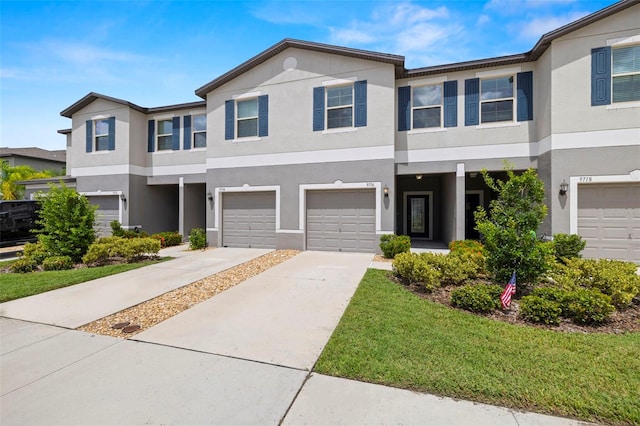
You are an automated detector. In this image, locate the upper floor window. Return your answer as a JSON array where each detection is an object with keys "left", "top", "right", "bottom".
[
  {"left": 157, "top": 119, "right": 173, "bottom": 151},
  {"left": 612, "top": 45, "right": 640, "bottom": 103},
  {"left": 225, "top": 95, "right": 268, "bottom": 140},
  {"left": 193, "top": 114, "right": 206, "bottom": 148},
  {"left": 313, "top": 80, "right": 367, "bottom": 131},
  {"left": 327, "top": 86, "right": 353, "bottom": 129},
  {"left": 412, "top": 85, "right": 442, "bottom": 128},
  {"left": 480, "top": 76, "right": 514, "bottom": 123},
  {"left": 85, "top": 117, "right": 115, "bottom": 153}
]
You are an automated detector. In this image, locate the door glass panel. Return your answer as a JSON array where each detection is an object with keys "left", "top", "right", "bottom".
[{"left": 410, "top": 198, "right": 425, "bottom": 233}]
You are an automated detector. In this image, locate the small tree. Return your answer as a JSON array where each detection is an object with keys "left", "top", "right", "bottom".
[
  {"left": 474, "top": 164, "right": 552, "bottom": 286},
  {"left": 35, "top": 183, "right": 96, "bottom": 261}
]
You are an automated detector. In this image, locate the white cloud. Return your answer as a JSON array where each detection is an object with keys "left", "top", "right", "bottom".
[
  {"left": 330, "top": 27, "right": 376, "bottom": 44},
  {"left": 519, "top": 11, "right": 588, "bottom": 39},
  {"left": 477, "top": 14, "right": 491, "bottom": 26}
]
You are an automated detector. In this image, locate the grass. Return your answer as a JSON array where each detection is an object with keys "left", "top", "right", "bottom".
[
  {"left": 0, "top": 258, "right": 168, "bottom": 303},
  {"left": 315, "top": 269, "right": 640, "bottom": 425}
]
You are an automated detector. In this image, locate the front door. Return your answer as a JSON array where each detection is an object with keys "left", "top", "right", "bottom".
[
  {"left": 465, "top": 192, "right": 481, "bottom": 240},
  {"left": 407, "top": 194, "right": 430, "bottom": 239}
]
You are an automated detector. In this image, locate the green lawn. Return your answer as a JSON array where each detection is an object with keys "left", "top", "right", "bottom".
[
  {"left": 0, "top": 259, "right": 167, "bottom": 303},
  {"left": 315, "top": 269, "right": 640, "bottom": 425}
]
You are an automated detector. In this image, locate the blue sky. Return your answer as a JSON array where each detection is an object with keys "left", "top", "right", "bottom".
[{"left": 1, "top": 0, "right": 618, "bottom": 151}]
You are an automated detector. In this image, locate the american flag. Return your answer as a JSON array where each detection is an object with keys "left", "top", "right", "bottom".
[{"left": 500, "top": 272, "right": 516, "bottom": 310}]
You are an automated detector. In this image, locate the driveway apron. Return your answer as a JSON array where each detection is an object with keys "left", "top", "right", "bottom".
[
  {"left": 135, "top": 251, "right": 373, "bottom": 370},
  {"left": 0, "top": 248, "right": 271, "bottom": 328}
]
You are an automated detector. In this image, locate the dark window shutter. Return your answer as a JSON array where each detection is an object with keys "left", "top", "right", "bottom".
[
  {"left": 183, "top": 115, "right": 192, "bottom": 150},
  {"left": 354, "top": 80, "right": 367, "bottom": 127},
  {"left": 258, "top": 95, "right": 269, "bottom": 137},
  {"left": 591, "top": 47, "right": 611, "bottom": 106},
  {"left": 465, "top": 78, "right": 480, "bottom": 126},
  {"left": 172, "top": 117, "right": 180, "bottom": 150},
  {"left": 313, "top": 86, "right": 325, "bottom": 131},
  {"left": 85, "top": 120, "right": 93, "bottom": 153},
  {"left": 443, "top": 81, "right": 458, "bottom": 128},
  {"left": 107, "top": 117, "right": 116, "bottom": 150},
  {"left": 516, "top": 71, "right": 533, "bottom": 121},
  {"left": 225, "top": 100, "right": 234, "bottom": 140},
  {"left": 148, "top": 119, "right": 155, "bottom": 152},
  {"left": 398, "top": 86, "right": 411, "bottom": 131}
]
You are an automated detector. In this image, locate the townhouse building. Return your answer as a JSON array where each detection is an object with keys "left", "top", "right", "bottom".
[{"left": 45, "top": 0, "right": 639, "bottom": 262}]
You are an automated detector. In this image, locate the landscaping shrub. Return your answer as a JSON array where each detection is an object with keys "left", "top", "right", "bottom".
[
  {"left": 110, "top": 220, "right": 149, "bottom": 238},
  {"left": 552, "top": 233, "right": 586, "bottom": 263},
  {"left": 83, "top": 236, "right": 161, "bottom": 266},
  {"left": 35, "top": 183, "right": 96, "bottom": 261},
  {"left": 21, "top": 241, "right": 48, "bottom": 265},
  {"left": 474, "top": 165, "right": 552, "bottom": 285},
  {"left": 419, "top": 252, "right": 478, "bottom": 286},
  {"left": 379, "top": 234, "right": 411, "bottom": 259},
  {"left": 450, "top": 284, "right": 502, "bottom": 314},
  {"left": 42, "top": 255, "right": 73, "bottom": 271},
  {"left": 565, "top": 289, "right": 615, "bottom": 325},
  {"left": 189, "top": 228, "right": 207, "bottom": 250},
  {"left": 10, "top": 258, "right": 36, "bottom": 273},
  {"left": 448, "top": 240, "right": 486, "bottom": 273},
  {"left": 110, "top": 220, "right": 124, "bottom": 237},
  {"left": 519, "top": 295, "right": 562, "bottom": 325},
  {"left": 393, "top": 252, "right": 441, "bottom": 292},
  {"left": 153, "top": 231, "right": 182, "bottom": 247}
]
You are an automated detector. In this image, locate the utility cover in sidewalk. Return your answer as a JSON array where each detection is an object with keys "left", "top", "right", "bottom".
[
  {"left": 111, "top": 322, "right": 130, "bottom": 329},
  {"left": 122, "top": 325, "right": 141, "bottom": 333}
]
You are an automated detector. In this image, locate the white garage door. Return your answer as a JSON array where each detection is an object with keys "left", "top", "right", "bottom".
[
  {"left": 87, "top": 195, "right": 119, "bottom": 238},
  {"left": 578, "top": 183, "right": 640, "bottom": 263},
  {"left": 306, "top": 189, "right": 376, "bottom": 253},
  {"left": 222, "top": 192, "right": 276, "bottom": 249}
]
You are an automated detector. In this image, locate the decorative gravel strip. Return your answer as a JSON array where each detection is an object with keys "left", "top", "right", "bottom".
[{"left": 78, "top": 250, "right": 299, "bottom": 338}]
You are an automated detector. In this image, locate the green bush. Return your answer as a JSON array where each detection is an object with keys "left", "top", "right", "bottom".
[
  {"left": 42, "top": 255, "right": 73, "bottom": 271},
  {"left": 565, "top": 289, "right": 615, "bottom": 325},
  {"left": 83, "top": 236, "right": 161, "bottom": 266},
  {"left": 189, "top": 228, "right": 207, "bottom": 250},
  {"left": 392, "top": 252, "right": 442, "bottom": 292},
  {"left": 448, "top": 240, "right": 486, "bottom": 273},
  {"left": 418, "top": 252, "right": 478, "bottom": 286},
  {"left": 553, "top": 234, "right": 586, "bottom": 263},
  {"left": 153, "top": 231, "right": 182, "bottom": 248},
  {"left": 35, "top": 183, "right": 96, "bottom": 261},
  {"left": 519, "top": 295, "right": 562, "bottom": 325},
  {"left": 379, "top": 234, "right": 411, "bottom": 259},
  {"left": 550, "top": 258, "right": 640, "bottom": 309},
  {"left": 21, "top": 241, "right": 48, "bottom": 265},
  {"left": 450, "top": 284, "right": 503, "bottom": 314},
  {"left": 10, "top": 258, "right": 36, "bottom": 273},
  {"left": 110, "top": 220, "right": 124, "bottom": 237}
]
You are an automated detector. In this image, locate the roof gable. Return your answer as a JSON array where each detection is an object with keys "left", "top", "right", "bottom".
[{"left": 60, "top": 92, "right": 205, "bottom": 118}]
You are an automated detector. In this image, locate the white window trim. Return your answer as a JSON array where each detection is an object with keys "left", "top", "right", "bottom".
[
  {"left": 156, "top": 118, "right": 174, "bottom": 151},
  {"left": 611, "top": 44, "right": 640, "bottom": 105},
  {"left": 93, "top": 118, "right": 110, "bottom": 152},
  {"left": 325, "top": 84, "right": 354, "bottom": 130},
  {"left": 298, "top": 182, "right": 382, "bottom": 247},
  {"left": 322, "top": 77, "right": 357, "bottom": 87},
  {"left": 235, "top": 98, "right": 259, "bottom": 139},
  {"left": 212, "top": 185, "right": 281, "bottom": 245},
  {"left": 408, "top": 128, "right": 447, "bottom": 135},
  {"left": 569, "top": 171, "right": 640, "bottom": 234},
  {"left": 475, "top": 67, "right": 521, "bottom": 78},
  {"left": 232, "top": 91, "right": 262, "bottom": 100},
  {"left": 192, "top": 113, "right": 207, "bottom": 149},
  {"left": 479, "top": 74, "right": 516, "bottom": 124},
  {"left": 408, "top": 76, "right": 447, "bottom": 86},
  {"left": 607, "top": 35, "right": 640, "bottom": 47},
  {"left": 411, "top": 84, "right": 444, "bottom": 130},
  {"left": 402, "top": 191, "right": 434, "bottom": 240}
]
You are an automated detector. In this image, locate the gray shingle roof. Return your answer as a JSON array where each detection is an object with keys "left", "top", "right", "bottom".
[{"left": 0, "top": 147, "right": 66, "bottom": 163}]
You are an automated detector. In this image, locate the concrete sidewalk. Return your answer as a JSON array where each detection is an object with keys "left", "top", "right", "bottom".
[{"left": 0, "top": 247, "right": 270, "bottom": 328}]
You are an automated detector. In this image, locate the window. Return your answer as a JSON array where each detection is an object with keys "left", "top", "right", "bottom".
[
  {"left": 225, "top": 95, "right": 268, "bottom": 140},
  {"left": 85, "top": 117, "right": 114, "bottom": 153},
  {"left": 326, "top": 86, "right": 353, "bottom": 129},
  {"left": 612, "top": 45, "right": 640, "bottom": 103},
  {"left": 237, "top": 99, "right": 258, "bottom": 138},
  {"left": 480, "top": 76, "right": 513, "bottom": 123},
  {"left": 157, "top": 119, "right": 173, "bottom": 150},
  {"left": 94, "top": 119, "right": 110, "bottom": 151},
  {"left": 193, "top": 114, "right": 206, "bottom": 148},
  {"left": 313, "top": 81, "right": 367, "bottom": 131},
  {"left": 412, "top": 85, "right": 442, "bottom": 128}
]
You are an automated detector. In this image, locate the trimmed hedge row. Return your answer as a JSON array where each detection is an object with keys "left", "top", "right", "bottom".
[{"left": 82, "top": 236, "right": 161, "bottom": 266}]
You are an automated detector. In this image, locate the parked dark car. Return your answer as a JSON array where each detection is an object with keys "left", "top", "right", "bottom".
[{"left": 0, "top": 200, "right": 40, "bottom": 247}]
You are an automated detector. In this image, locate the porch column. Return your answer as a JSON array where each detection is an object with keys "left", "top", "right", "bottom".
[
  {"left": 178, "top": 176, "right": 185, "bottom": 238},
  {"left": 456, "top": 163, "right": 466, "bottom": 241}
]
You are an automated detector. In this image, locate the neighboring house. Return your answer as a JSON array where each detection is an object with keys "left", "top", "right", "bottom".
[
  {"left": 29, "top": 0, "right": 640, "bottom": 262},
  {"left": 0, "top": 147, "right": 66, "bottom": 173}
]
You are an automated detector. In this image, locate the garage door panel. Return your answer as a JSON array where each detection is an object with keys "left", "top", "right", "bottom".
[
  {"left": 88, "top": 196, "right": 119, "bottom": 238},
  {"left": 306, "top": 189, "right": 376, "bottom": 253},
  {"left": 222, "top": 192, "right": 276, "bottom": 249},
  {"left": 578, "top": 183, "right": 639, "bottom": 263}
]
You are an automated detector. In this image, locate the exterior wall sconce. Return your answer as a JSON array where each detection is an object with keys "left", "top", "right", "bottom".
[
  {"left": 207, "top": 190, "right": 213, "bottom": 201},
  {"left": 120, "top": 193, "right": 127, "bottom": 203},
  {"left": 383, "top": 185, "right": 389, "bottom": 198},
  {"left": 416, "top": 174, "right": 423, "bottom": 180},
  {"left": 559, "top": 180, "right": 568, "bottom": 196}
]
